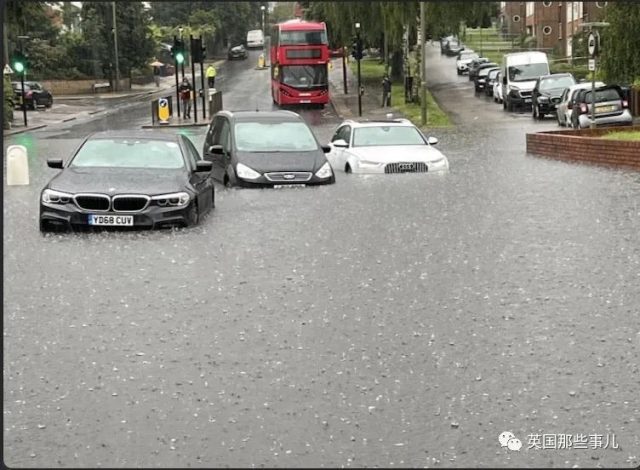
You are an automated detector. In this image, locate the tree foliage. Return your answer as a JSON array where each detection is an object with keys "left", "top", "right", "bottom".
[{"left": 601, "top": 1, "right": 640, "bottom": 84}]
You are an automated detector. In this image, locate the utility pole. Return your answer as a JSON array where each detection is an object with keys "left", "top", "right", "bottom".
[
  {"left": 342, "top": 46, "right": 348, "bottom": 94},
  {"left": 112, "top": 2, "right": 120, "bottom": 92},
  {"left": 355, "top": 23, "right": 362, "bottom": 117},
  {"left": 190, "top": 34, "right": 198, "bottom": 123},
  {"left": 420, "top": 2, "right": 427, "bottom": 126}
]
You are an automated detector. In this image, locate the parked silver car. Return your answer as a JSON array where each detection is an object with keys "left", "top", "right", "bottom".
[
  {"left": 570, "top": 85, "right": 633, "bottom": 129},
  {"left": 555, "top": 82, "right": 605, "bottom": 127}
]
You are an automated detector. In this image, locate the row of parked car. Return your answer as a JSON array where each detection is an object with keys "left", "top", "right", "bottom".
[{"left": 449, "top": 43, "right": 634, "bottom": 129}]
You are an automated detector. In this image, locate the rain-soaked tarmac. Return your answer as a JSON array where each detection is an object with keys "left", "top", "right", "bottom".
[{"left": 3, "top": 46, "right": 639, "bottom": 468}]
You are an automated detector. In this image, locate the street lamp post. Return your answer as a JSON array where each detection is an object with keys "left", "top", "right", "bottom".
[
  {"left": 355, "top": 23, "right": 362, "bottom": 117},
  {"left": 112, "top": 2, "right": 120, "bottom": 92},
  {"left": 17, "top": 35, "right": 29, "bottom": 127},
  {"left": 420, "top": 2, "right": 427, "bottom": 125}
]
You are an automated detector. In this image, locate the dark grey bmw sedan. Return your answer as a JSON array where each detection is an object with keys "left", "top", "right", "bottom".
[{"left": 39, "top": 130, "right": 215, "bottom": 232}]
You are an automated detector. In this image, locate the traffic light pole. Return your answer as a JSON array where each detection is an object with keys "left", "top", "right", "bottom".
[
  {"left": 342, "top": 47, "right": 348, "bottom": 94},
  {"left": 356, "top": 31, "right": 362, "bottom": 117},
  {"left": 199, "top": 36, "right": 206, "bottom": 120},
  {"left": 190, "top": 35, "right": 198, "bottom": 123},
  {"left": 173, "top": 36, "right": 181, "bottom": 118}
]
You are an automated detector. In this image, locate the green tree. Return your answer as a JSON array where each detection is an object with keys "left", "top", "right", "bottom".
[{"left": 601, "top": 2, "right": 640, "bottom": 84}]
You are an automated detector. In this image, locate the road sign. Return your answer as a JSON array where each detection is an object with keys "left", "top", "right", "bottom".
[
  {"left": 587, "top": 32, "right": 598, "bottom": 57},
  {"left": 158, "top": 98, "right": 170, "bottom": 124},
  {"left": 588, "top": 58, "right": 596, "bottom": 71},
  {"left": 4, "top": 64, "right": 13, "bottom": 74}
]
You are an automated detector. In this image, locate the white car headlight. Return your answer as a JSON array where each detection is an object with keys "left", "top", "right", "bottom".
[
  {"left": 315, "top": 162, "right": 333, "bottom": 179},
  {"left": 538, "top": 96, "right": 549, "bottom": 102},
  {"left": 151, "top": 192, "right": 190, "bottom": 207},
  {"left": 357, "top": 160, "right": 382, "bottom": 167},
  {"left": 236, "top": 162, "right": 261, "bottom": 180},
  {"left": 42, "top": 189, "right": 73, "bottom": 204}
]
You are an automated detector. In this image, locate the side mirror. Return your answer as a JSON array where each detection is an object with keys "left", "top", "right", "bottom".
[
  {"left": 196, "top": 160, "right": 213, "bottom": 172},
  {"left": 321, "top": 145, "right": 331, "bottom": 153},
  {"left": 208, "top": 144, "right": 224, "bottom": 155},
  {"left": 332, "top": 139, "right": 348, "bottom": 148},
  {"left": 427, "top": 136, "right": 439, "bottom": 146},
  {"left": 47, "top": 159, "right": 64, "bottom": 169}
]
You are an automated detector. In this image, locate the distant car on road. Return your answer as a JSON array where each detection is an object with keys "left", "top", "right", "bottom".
[
  {"left": 39, "top": 130, "right": 215, "bottom": 232},
  {"left": 12, "top": 81, "right": 53, "bottom": 110},
  {"left": 326, "top": 117, "right": 449, "bottom": 174},
  {"left": 570, "top": 85, "right": 633, "bottom": 129},
  {"left": 555, "top": 81, "right": 605, "bottom": 127},
  {"left": 246, "top": 29, "right": 265, "bottom": 48},
  {"left": 474, "top": 65, "right": 499, "bottom": 93},
  {"left": 456, "top": 51, "right": 479, "bottom": 75},
  {"left": 484, "top": 68, "right": 501, "bottom": 97},
  {"left": 467, "top": 57, "right": 490, "bottom": 81},
  {"left": 202, "top": 110, "right": 335, "bottom": 187},
  {"left": 228, "top": 44, "right": 248, "bottom": 60},
  {"left": 531, "top": 73, "right": 576, "bottom": 120}
]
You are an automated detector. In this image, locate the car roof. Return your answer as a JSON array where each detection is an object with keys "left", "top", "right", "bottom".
[
  {"left": 215, "top": 109, "right": 303, "bottom": 122},
  {"left": 87, "top": 130, "right": 182, "bottom": 141},
  {"left": 568, "top": 81, "right": 605, "bottom": 92},
  {"left": 539, "top": 73, "right": 573, "bottom": 80}
]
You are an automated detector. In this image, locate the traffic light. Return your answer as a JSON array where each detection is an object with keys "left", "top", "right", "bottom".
[
  {"left": 171, "top": 38, "right": 185, "bottom": 65},
  {"left": 191, "top": 37, "right": 206, "bottom": 63},
  {"left": 10, "top": 50, "right": 27, "bottom": 74},
  {"left": 351, "top": 38, "right": 363, "bottom": 61}
]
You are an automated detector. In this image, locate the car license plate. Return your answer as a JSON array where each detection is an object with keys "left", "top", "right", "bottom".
[
  {"left": 300, "top": 100, "right": 311, "bottom": 103},
  {"left": 273, "top": 184, "right": 306, "bottom": 189},
  {"left": 88, "top": 214, "right": 134, "bottom": 226},
  {"left": 596, "top": 105, "right": 616, "bottom": 113},
  {"left": 524, "top": 98, "right": 532, "bottom": 103}
]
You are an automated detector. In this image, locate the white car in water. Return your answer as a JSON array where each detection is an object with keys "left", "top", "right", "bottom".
[{"left": 326, "top": 118, "right": 449, "bottom": 174}]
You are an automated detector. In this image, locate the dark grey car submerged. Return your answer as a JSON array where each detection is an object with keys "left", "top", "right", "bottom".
[
  {"left": 39, "top": 130, "right": 215, "bottom": 231},
  {"left": 202, "top": 110, "right": 335, "bottom": 187}
]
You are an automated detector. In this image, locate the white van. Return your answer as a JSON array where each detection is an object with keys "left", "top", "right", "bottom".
[
  {"left": 246, "top": 30, "right": 265, "bottom": 48},
  {"left": 501, "top": 51, "right": 550, "bottom": 111}
]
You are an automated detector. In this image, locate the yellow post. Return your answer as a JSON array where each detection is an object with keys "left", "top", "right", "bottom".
[{"left": 258, "top": 54, "right": 265, "bottom": 69}]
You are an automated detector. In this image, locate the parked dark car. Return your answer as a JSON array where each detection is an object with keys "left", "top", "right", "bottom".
[
  {"left": 569, "top": 85, "right": 633, "bottom": 129},
  {"left": 39, "top": 130, "right": 215, "bottom": 232},
  {"left": 468, "top": 58, "right": 490, "bottom": 81},
  {"left": 228, "top": 44, "right": 248, "bottom": 60},
  {"left": 531, "top": 73, "right": 576, "bottom": 120},
  {"left": 202, "top": 110, "right": 335, "bottom": 188},
  {"left": 484, "top": 68, "right": 501, "bottom": 97},
  {"left": 12, "top": 81, "right": 53, "bottom": 109},
  {"left": 473, "top": 64, "right": 499, "bottom": 92}
]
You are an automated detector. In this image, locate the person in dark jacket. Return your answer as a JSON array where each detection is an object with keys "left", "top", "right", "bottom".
[
  {"left": 178, "top": 78, "right": 192, "bottom": 119},
  {"left": 382, "top": 75, "right": 392, "bottom": 107}
]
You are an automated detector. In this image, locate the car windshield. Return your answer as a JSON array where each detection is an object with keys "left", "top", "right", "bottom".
[
  {"left": 508, "top": 63, "right": 549, "bottom": 82},
  {"left": 582, "top": 88, "right": 622, "bottom": 103},
  {"left": 460, "top": 53, "right": 478, "bottom": 60},
  {"left": 280, "top": 65, "right": 327, "bottom": 89},
  {"left": 234, "top": 121, "right": 319, "bottom": 152},
  {"left": 488, "top": 70, "right": 500, "bottom": 79},
  {"left": 540, "top": 76, "right": 575, "bottom": 91},
  {"left": 478, "top": 68, "right": 495, "bottom": 77},
  {"left": 352, "top": 126, "right": 426, "bottom": 147},
  {"left": 70, "top": 138, "right": 185, "bottom": 169}
]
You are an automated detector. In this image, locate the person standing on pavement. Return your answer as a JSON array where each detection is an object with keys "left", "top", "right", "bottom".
[
  {"left": 179, "top": 77, "right": 193, "bottom": 119},
  {"left": 382, "top": 75, "right": 392, "bottom": 107},
  {"left": 153, "top": 66, "right": 161, "bottom": 87},
  {"left": 206, "top": 64, "right": 217, "bottom": 89}
]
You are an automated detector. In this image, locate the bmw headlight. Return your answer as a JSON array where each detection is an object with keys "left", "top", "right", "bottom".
[
  {"left": 315, "top": 162, "right": 333, "bottom": 179},
  {"left": 42, "top": 189, "right": 73, "bottom": 204},
  {"left": 236, "top": 162, "right": 261, "bottom": 180},
  {"left": 152, "top": 192, "right": 190, "bottom": 207}
]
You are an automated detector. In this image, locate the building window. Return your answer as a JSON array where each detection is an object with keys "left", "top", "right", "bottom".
[
  {"left": 595, "top": 2, "right": 607, "bottom": 8},
  {"left": 513, "top": 15, "right": 521, "bottom": 23},
  {"left": 543, "top": 25, "right": 552, "bottom": 35},
  {"left": 543, "top": 1, "right": 552, "bottom": 6}
]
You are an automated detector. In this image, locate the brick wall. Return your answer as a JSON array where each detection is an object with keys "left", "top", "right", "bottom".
[
  {"left": 41, "top": 78, "right": 131, "bottom": 95},
  {"left": 526, "top": 126, "right": 640, "bottom": 169}
]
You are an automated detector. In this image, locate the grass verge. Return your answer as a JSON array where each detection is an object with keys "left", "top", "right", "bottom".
[
  {"left": 352, "top": 59, "right": 452, "bottom": 128},
  {"left": 600, "top": 130, "right": 640, "bottom": 141}
]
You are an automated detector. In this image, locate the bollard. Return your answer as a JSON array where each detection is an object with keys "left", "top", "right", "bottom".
[
  {"left": 258, "top": 54, "right": 265, "bottom": 69},
  {"left": 6, "top": 145, "right": 29, "bottom": 186}
]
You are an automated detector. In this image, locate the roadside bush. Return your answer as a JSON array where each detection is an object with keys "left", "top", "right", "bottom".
[{"left": 4, "top": 74, "right": 14, "bottom": 129}]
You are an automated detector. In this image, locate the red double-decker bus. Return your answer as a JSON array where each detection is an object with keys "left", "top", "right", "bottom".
[{"left": 270, "top": 20, "right": 330, "bottom": 106}]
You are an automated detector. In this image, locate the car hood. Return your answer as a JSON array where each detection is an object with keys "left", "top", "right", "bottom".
[
  {"left": 510, "top": 80, "right": 538, "bottom": 91},
  {"left": 349, "top": 145, "right": 446, "bottom": 163},
  {"left": 237, "top": 150, "right": 327, "bottom": 173},
  {"left": 47, "top": 167, "right": 189, "bottom": 195}
]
